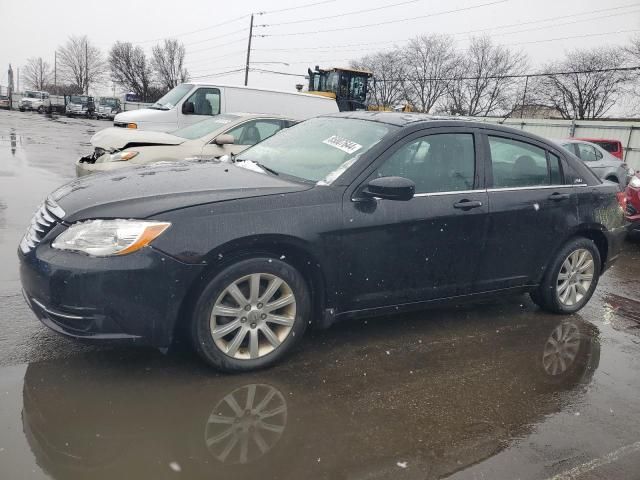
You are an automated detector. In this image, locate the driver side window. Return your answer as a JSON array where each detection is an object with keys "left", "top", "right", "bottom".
[
  {"left": 375, "top": 133, "right": 475, "bottom": 194},
  {"left": 185, "top": 88, "right": 220, "bottom": 116}
]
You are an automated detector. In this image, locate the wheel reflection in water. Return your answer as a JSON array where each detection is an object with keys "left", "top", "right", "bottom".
[{"left": 204, "top": 384, "right": 287, "bottom": 464}]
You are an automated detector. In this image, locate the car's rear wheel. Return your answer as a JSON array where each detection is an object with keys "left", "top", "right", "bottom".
[
  {"left": 531, "top": 237, "right": 601, "bottom": 314},
  {"left": 190, "top": 258, "right": 310, "bottom": 372}
]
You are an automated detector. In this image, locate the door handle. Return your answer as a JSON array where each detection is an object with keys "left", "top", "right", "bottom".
[
  {"left": 548, "top": 192, "right": 570, "bottom": 201},
  {"left": 453, "top": 199, "right": 483, "bottom": 210}
]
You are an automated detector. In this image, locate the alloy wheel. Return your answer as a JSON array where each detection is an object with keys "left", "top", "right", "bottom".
[
  {"left": 210, "top": 273, "right": 296, "bottom": 360},
  {"left": 556, "top": 249, "right": 594, "bottom": 307}
]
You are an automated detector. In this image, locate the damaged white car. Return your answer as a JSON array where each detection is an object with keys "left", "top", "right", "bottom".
[{"left": 76, "top": 113, "right": 297, "bottom": 177}]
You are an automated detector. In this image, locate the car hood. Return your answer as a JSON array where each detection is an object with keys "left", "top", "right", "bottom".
[
  {"left": 50, "top": 161, "right": 312, "bottom": 222},
  {"left": 91, "top": 127, "right": 186, "bottom": 151},
  {"left": 114, "top": 108, "right": 174, "bottom": 124}
]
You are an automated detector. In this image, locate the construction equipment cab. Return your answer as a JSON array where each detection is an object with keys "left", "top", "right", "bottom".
[{"left": 307, "top": 66, "right": 372, "bottom": 111}]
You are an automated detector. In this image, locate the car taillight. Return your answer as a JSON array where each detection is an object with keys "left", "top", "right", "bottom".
[{"left": 616, "top": 191, "right": 627, "bottom": 211}]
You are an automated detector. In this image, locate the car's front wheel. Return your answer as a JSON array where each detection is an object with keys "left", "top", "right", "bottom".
[
  {"left": 190, "top": 257, "right": 310, "bottom": 372},
  {"left": 531, "top": 237, "right": 601, "bottom": 314}
]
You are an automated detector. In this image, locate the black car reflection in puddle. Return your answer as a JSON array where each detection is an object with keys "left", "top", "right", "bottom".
[{"left": 22, "top": 315, "right": 600, "bottom": 480}]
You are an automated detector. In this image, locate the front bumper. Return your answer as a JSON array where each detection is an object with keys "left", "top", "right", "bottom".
[{"left": 19, "top": 241, "right": 204, "bottom": 346}]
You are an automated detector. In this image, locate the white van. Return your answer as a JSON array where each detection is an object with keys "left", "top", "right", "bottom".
[{"left": 113, "top": 83, "right": 338, "bottom": 131}]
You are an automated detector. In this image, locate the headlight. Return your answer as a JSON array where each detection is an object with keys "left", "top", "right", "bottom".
[
  {"left": 111, "top": 151, "right": 139, "bottom": 162},
  {"left": 630, "top": 176, "right": 640, "bottom": 189},
  {"left": 52, "top": 219, "right": 170, "bottom": 256}
]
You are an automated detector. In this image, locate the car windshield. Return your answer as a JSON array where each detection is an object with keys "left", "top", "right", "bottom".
[
  {"left": 70, "top": 96, "right": 87, "bottom": 104},
  {"left": 100, "top": 98, "right": 118, "bottom": 107},
  {"left": 237, "top": 117, "right": 397, "bottom": 183},
  {"left": 151, "top": 84, "right": 192, "bottom": 110},
  {"left": 25, "top": 91, "right": 39, "bottom": 98},
  {"left": 172, "top": 114, "right": 240, "bottom": 140}
]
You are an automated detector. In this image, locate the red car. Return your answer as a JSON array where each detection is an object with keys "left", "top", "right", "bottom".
[
  {"left": 625, "top": 174, "right": 640, "bottom": 234},
  {"left": 575, "top": 138, "right": 624, "bottom": 160}
]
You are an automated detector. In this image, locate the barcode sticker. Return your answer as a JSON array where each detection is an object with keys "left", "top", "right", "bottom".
[{"left": 322, "top": 135, "right": 362, "bottom": 154}]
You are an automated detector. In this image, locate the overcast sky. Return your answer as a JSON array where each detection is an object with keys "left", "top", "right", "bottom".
[{"left": 1, "top": 0, "right": 639, "bottom": 93}]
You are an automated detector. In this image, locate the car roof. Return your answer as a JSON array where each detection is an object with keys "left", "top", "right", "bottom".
[
  {"left": 321, "top": 111, "right": 548, "bottom": 138},
  {"left": 185, "top": 82, "right": 332, "bottom": 100}
]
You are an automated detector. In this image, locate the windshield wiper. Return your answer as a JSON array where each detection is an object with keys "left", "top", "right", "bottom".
[
  {"left": 235, "top": 158, "right": 279, "bottom": 176},
  {"left": 149, "top": 104, "right": 170, "bottom": 110}
]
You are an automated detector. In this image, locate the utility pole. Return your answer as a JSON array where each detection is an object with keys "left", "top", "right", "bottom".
[
  {"left": 85, "top": 40, "right": 88, "bottom": 94},
  {"left": 54, "top": 51, "right": 57, "bottom": 95},
  {"left": 520, "top": 75, "right": 529, "bottom": 119},
  {"left": 244, "top": 14, "right": 254, "bottom": 86},
  {"left": 17, "top": 67, "right": 19, "bottom": 93}
]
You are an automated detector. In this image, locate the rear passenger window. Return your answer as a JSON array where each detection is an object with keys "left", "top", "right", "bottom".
[
  {"left": 489, "top": 136, "right": 549, "bottom": 188},
  {"left": 375, "top": 133, "right": 475, "bottom": 194},
  {"left": 549, "top": 153, "right": 563, "bottom": 185}
]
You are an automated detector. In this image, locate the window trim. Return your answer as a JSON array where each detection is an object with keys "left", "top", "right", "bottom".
[
  {"left": 483, "top": 132, "right": 567, "bottom": 189},
  {"left": 351, "top": 127, "right": 483, "bottom": 200}
]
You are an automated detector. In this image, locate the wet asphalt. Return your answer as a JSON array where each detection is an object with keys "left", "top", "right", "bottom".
[{"left": 1, "top": 109, "right": 640, "bottom": 480}]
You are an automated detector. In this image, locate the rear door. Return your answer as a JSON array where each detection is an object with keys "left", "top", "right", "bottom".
[
  {"left": 477, "top": 132, "right": 577, "bottom": 291},
  {"left": 339, "top": 128, "right": 489, "bottom": 310}
]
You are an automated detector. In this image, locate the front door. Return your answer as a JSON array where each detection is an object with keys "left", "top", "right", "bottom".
[
  {"left": 339, "top": 129, "right": 489, "bottom": 311},
  {"left": 477, "top": 133, "right": 578, "bottom": 290}
]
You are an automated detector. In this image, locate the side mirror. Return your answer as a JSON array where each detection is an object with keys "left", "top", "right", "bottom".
[
  {"left": 214, "top": 134, "right": 235, "bottom": 145},
  {"left": 182, "top": 101, "right": 195, "bottom": 114},
  {"left": 363, "top": 176, "right": 415, "bottom": 201}
]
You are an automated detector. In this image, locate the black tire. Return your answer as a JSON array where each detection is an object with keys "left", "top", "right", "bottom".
[
  {"left": 531, "top": 237, "right": 601, "bottom": 314},
  {"left": 19, "top": 108, "right": 25, "bottom": 112},
  {"left": 37, "top": 106, "right": 44, "bottom": 114},
  {"left": 190, "top": 257, "right": 310, "bottom": 372}
]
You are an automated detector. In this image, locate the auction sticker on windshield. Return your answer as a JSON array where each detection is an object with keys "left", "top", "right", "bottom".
[{"left": 322, "top": 135, "right": 363, "bottom": 154}]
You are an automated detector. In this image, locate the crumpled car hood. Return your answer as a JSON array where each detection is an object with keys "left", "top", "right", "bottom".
[{"left": 91, "top": 127, "right": 185, "bottom": 151}]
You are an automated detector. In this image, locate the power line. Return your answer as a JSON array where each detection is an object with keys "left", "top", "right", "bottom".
[
  {"left": 505, "top": 28, "right": 640, "bottom": 47},
  {"left": 183, "top": 27, "right": 248, "bottom": 47},
  {"left": 260, "top": 0, "right": 337, "bottom": 15},
  {"left": 186, "top": 38, "right": 247, "bottom": 55},
  {"left": 132, "top": 14, "right": 249, "bottom": 45},
  {"left": 189, "top": 68, "right": 246, "bottom": 80},
  {"left": 184, "top": 50, "right": 246, "bottom": 67},
  {"left": 259, "top": 0, "right": 508, "bottom": 37},
  {"left": 251, "top": 65, "right": 640, "bottom": 82},
  {"left": 252, "top": 2, "right": 640, "bottom": 53},
  {"left": 256, "top": 0, "right": 425, "bottom": 27}
]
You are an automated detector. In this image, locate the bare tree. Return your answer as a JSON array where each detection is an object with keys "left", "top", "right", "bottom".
[
  {"left": 537, "top": 47, "right": 631, "bottom": 119},
  {"left": 57, "top": 35, "right": 107, "bottom": 94},
  {"left": 152, "top": 39, "right": 189, "bottom": 91},
  {"left": 352, "top": 50, "right": 408, "bottom": 109},
  {"left": 109, "top": 42, "right": 154, "bottom": 101},
  {"left": 445, "top": 36, "right": 527, "bottom": 116},
  {"left": 23, "top": 57, "right": 52, "bottom": 91},
  {"left": 402, "top": 35, "right": 457, "bottom": 113}
]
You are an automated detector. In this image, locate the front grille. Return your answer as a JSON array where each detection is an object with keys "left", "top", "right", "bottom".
[
  {"left": 20, "top": 199, "right": 65, "bottom": 254},
  {"left": 114, "top": 122, "right": 127, "bottom": 128},
  {"left": 628, "top": 203, "right": 638, "bottom": 216}
]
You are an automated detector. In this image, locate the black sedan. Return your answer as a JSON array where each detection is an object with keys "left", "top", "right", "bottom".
[{"left": 19, "top": 112, "right": 627, "bottom": 371}]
